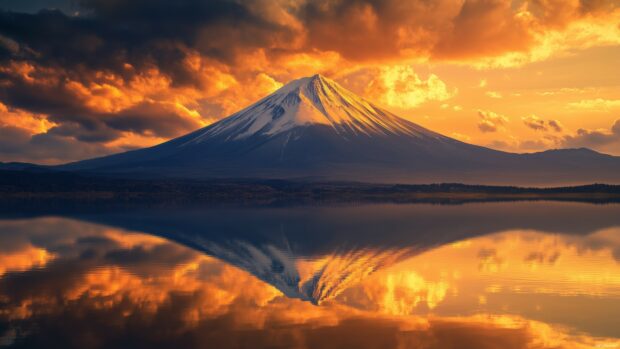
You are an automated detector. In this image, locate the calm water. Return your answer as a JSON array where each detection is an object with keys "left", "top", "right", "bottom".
[{"left": 1, "top": 201, "right": 619, "bottom": 348}]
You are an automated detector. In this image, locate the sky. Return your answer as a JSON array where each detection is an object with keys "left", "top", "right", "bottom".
[{"left": 0, "top": 0, "right": 619, "bottom": 164}]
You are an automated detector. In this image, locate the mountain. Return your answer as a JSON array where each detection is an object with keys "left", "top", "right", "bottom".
[{"left": 60, "top": 74, "right": 620, "bottom": 186}]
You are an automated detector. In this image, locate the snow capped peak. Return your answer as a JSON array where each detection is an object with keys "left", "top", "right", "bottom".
[
  {"left": 190, "top": 73, "right": 429, "bottom": 142},
  {"left": 276, "top": 73, "right": 327, "bottom": 93}
]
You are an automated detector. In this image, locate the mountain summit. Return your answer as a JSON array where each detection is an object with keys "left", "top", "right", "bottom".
[
  {"left": 191, "top": 74, "right": 426, "bottom": 141},
  {"left": 62, "top": 75, "right": 620, "bottom": 185}
]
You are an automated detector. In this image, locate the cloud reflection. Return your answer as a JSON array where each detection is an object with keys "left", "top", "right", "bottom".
[{"left": 0, "top": 209, "right": 620, "bottom": 348}]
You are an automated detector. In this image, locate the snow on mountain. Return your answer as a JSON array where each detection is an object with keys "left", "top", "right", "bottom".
[{"left": 188, "top": 74, "right": 431, "bottom": 142}]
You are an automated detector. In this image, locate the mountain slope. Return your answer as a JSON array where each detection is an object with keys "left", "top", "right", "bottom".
[{"left": 60, "top": 74, "right": 620, "bottom": 186}]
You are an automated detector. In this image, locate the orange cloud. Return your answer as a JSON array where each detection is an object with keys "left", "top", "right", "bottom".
[
  {"left": 522, "top": 115, "right": 548, "bottom": 131},
  {"left": 0, "top": 245, "right": 54, "bottom": 276},
  {"left": 561, "top": 119, "right": 620, "bottom": 151},
  {"left": 362, "top": 65, "right": 456, "bottom": 109},
  {"left": 0, "top": 102, "right": 55, "bottom": 134},
  {"left": 568, "top": 98, "right": 620, "bottom": 111},
  {"left": 478, "top": 110, "right": 509, "bottom": 133}
]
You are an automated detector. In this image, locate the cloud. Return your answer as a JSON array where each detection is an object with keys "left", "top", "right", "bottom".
[
  {"left": 560, "top": 119, "right": 620, "bottom": 149},
  {"left": 521, "top": 115, "right": 564, "bottom": 133},
  {"left": 522, "top": 115, "right": 548, "bottom": 131},
  {"left": 0, "top": 3, "right": 297, "bottom": 79},
  {"left": 481, "top": 116, "right": 566, "bottom": 153},
  {"left": 299, "top": 0, "right": 620, "bottom": 66},
  {"left": 0, "top": 125, "right": 31, "bottom": 155},
  {"left": 485, "top": 91, "right": 502, "bottom": 99},
  {"left": 362, "top": 65, "right": 456, "bottom": 109},
  {"left": 105, "top": 101, "right": 204, "bottom": 138},
  {"left": 548, "top": 119, "right": 563, "bottom": 132},
  {"left": 477, "top": 109, "right": 509, "bottom": 133},
  {"left": 567, "top": 98, "right": 620, "bottom": 111},
  {"left": 430, "top": 0, "right": 533, "bottom": 60},
  {"left": 0, "top": 102, "right": 54, "bottom": 133},
  {"left": 441, "top": 104, "right": 463, "bottom": 112},
  {"left": 0, "top": 125, "right": 121, "bottom": 164},
  {"left": 486, "top": 134, "right": 563, "bottom": 153}
]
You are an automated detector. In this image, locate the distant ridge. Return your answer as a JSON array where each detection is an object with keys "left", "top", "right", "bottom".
[
  {"left": 56, "top": 74, "right": 620, "bottom": 186},
  {"left": 3, "top": 169, "right": 620, "bottom": 206}
]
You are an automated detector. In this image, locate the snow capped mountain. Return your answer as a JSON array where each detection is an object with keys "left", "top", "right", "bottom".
[
  {"left": 61, "top": 74, "right": 620, "bottom": 185},
  {"left": 188, "top": 74, "right": 433, "bottom": 141}
]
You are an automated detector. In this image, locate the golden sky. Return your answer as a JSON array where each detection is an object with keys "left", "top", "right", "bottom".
[{"left": 0, "top": 0, "right": 619, "bottom": 163}]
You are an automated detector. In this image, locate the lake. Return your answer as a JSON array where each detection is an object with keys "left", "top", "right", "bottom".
[{"left": 1, "top": 201, "right": 619, "bottom": 348}]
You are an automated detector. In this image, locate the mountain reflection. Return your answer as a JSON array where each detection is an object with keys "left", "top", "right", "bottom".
[{"left": 1, "top": 202, "right": 620, "bottom": 348}]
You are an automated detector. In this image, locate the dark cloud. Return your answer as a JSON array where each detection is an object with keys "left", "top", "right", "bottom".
[
  {"left": 548, "top": 120, "right": 563, "bottom": 132},
  {"left": 0, "top": 125, "right": 31, "bottom": 154},
  {"left": 0, "top": 66, "right": 89, "bottom": 117},
  {"left": 46, "top": 122, "right": 120, "bottom": 143},
  {"left": 106, "top": 101, "right": 202, "bottom": 138},
  {"left": 30, "top": 131, "right": 117, "bottom": 159},
  {"left": 0, "top": 1, "right": 296, "bottom": 154},
  {"left": 561, "top": 119, "right": 620, "bottom": 149},
  {"left": 522, "top": 116, "right": 563, "bottom": 133},
  {"left": 612, "top": 119, "right": 620, "bottom": 134},
  {"left": 0, "top": 125, "right": 116, "bottom": 163},
  {"left": 0, "top": 1, "right": 296, "bottom": 79},
  {"left": 1, "top": 0, "right": 614, "bottom": 90}
]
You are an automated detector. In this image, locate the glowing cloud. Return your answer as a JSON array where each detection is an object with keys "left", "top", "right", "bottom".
[
  {"left": 478, "top": 110, "right": 509, "bottom": 133},
  {"left": 364, "top": 65, "right": 456, "bottom": 109}
]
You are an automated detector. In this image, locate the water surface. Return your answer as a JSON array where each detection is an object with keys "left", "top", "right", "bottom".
[{"left": 1, "top": 201, "right": 619, "bottom": 348}]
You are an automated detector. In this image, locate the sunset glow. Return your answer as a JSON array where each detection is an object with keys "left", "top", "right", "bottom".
[
  {"left": 2, "top": 5, "right": 620, "bottom": 346},
  {"left": 1, "top": 0, "right": 619, "bottom": 163},
  {"left": 1, "top": 216, "right": 619, "bottom": 348}
]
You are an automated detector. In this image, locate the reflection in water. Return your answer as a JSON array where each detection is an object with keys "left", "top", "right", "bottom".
[
  {"left": 186, "top": 238, "right": 414, "bottom": 304},
  {"left": 0, "top": 202, "right": 619, "bottom": 348}
]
